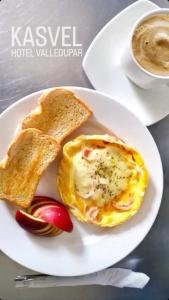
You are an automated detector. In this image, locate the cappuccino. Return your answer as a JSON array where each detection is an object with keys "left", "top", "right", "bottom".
[{"left": 132, "top": 14, "right": 169, "bottom": 76}]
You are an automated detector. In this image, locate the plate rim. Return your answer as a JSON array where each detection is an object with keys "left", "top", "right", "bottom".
[{"left": 0, "top": 86, "right": 164, "bottom": 276}]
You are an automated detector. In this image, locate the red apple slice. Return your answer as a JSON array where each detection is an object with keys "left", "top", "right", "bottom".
[
  {"left": 33, "top": 203, "right": 73, "bottom": 233},
  {"left": 27, "top": 197, "right": 59, "bottom": 215},
  {"left": 29, "top": 196, "right": 73, "bottom": 233},
  {"left": 16, "top": 210, "right": 61, "bottom": 236},
  {"left": 16, "top": 196, "right": 73, "bottom": 236}
]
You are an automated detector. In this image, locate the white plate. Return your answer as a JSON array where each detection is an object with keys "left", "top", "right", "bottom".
[
  {"left": 83, "top": 0, "right": 169, "bottom": 126},
  {"left": 0, "top": 87, "right": 163, "bottom": 276}
]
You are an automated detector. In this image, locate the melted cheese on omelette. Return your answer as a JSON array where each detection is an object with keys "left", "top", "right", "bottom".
[
  {"left": 57, "top": 135, "right": 149, "bottom": 227},
  {"left": 74, "top": 146, "right": 132, "bottom": 205}
]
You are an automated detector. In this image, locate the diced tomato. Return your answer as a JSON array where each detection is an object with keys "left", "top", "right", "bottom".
[{"left": 82, "top": 147, "right": 92, "bottom": 160}]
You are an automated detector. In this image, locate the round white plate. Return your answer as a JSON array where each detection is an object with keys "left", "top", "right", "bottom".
[
  {"left": 83, "top": 0, "right": 169, "bottom": 126},
  {"left": 0, "top": 87, "right": 163, "bottom": 276}
]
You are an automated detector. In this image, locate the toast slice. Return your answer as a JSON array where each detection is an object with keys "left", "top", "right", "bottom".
[
  {"left": 0, "top": 128, "right": 60, "bottom": 208},
  {"left": 21, "top": 88, "right": 92, "bottom": 142}
]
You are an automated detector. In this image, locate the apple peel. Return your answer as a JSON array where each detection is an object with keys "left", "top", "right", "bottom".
[{"left": 16, "top": 196, "right": 73, "bottom": 236}]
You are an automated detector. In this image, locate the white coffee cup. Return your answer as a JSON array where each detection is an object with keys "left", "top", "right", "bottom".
[{"left": 121, "top": 8, "right": 169, "bottom": 89}]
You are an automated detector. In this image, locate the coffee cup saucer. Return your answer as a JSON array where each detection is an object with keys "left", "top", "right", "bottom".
[{"left": 83, "top": 0, "right": 169, "bottom": 126}]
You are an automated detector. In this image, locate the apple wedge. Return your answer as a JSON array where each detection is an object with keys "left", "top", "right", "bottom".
[
  {"left": 16, "top": 210, "right": 61, "bottom": 236},
  {"left": 16, "top": 196, "right": 73, "bottom": 236},
  {"left": 33, "top": 204, "right": 73, "bottom": 233}
]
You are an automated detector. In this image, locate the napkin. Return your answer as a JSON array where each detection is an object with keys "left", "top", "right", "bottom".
[{"left": 15, "top": 268, "right": 150, "bottom": 289}]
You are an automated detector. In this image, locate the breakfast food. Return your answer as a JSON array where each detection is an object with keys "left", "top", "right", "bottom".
[
  {"left": 132, "top": 14, "right": 169, "bottom": 76},
  {"left": 16, "top": 196, "right": 73, "bottom": 236},
  {"left": 22, "top": 88, "right": 92, "bottom": 142},
  {"left": 0, "top": 86, "right": 149, "bottom": 237},
  {"left": 57, "top": 135, "right": 149, "bottom": 227},
  {"left": 16, "top": 210, "right": 61, "bottom": 236},
  {"left": 0, "top": 129, "right": 60, "bottom": 208}
]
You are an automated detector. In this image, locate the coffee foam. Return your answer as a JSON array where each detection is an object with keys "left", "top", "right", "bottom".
[{"left": 132, "top": 14, "right": 169, "bottom": 76}]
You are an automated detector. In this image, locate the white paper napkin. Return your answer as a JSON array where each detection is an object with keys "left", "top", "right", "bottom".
[{"left": 15, "top": 268, "right": 150, "bottom": 289}]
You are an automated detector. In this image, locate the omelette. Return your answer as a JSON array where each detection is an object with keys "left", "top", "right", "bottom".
[{"left": 57, "top": 135, "right": 149, "bottom": 227}]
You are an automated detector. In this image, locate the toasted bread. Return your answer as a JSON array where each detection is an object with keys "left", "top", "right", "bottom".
[
  {"left": 0, "top": 128, "right": 60, "bottom": 208},
  {"left": 21, "top": 88, "right": 92, "bottom": 142}
]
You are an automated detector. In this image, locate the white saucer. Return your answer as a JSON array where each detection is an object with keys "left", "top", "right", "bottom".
[{"left": 83, "top": 0, "right": 169, "bottom": 126}]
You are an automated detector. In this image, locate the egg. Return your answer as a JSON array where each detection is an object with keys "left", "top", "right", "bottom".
[{"left": 57, "top": 135, "right": 149, "bottom": 227}]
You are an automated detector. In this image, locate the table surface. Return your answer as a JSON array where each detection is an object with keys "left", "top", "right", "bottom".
[{"left": 0, "top": 0, "right": 169, "bottom": 299}]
